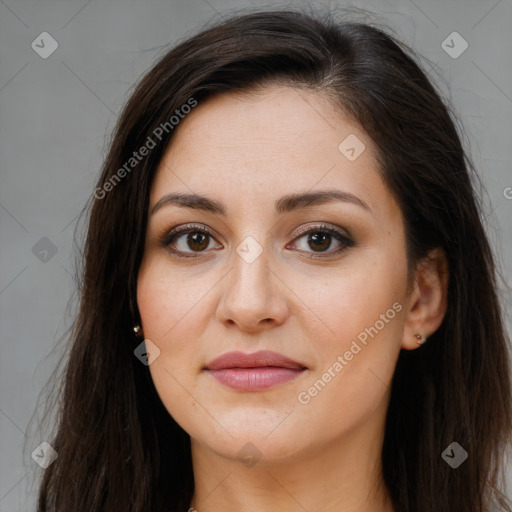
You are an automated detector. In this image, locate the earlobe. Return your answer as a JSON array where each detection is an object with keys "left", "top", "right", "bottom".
[{"left": 401, "top": 248, "right": 449, "bottom": 350}]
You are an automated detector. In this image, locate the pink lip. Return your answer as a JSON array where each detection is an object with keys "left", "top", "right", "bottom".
[{"left": 204, "top": 350, "right": 307, "bottom": 391}]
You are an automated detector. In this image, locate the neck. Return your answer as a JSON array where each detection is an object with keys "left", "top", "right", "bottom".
[{"left": 188, "top": 414, "right": 394, "bottom": 512}]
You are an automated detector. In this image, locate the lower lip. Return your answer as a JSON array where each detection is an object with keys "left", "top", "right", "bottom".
[{"left": 206, "top": 367, "right": 305, "bottom": 391}]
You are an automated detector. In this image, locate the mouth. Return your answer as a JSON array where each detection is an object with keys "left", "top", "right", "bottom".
[{"left": 204, "top": 350, "right": 307, "bottom": 391}]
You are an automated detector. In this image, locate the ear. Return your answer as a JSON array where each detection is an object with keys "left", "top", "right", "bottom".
[{"left": 402, "top": 248, "right": 449, "bottom": 350}]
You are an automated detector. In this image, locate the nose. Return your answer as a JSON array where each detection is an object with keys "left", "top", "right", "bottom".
[{"left": 215, "top": 246, "right": 289, "bottom": 332}]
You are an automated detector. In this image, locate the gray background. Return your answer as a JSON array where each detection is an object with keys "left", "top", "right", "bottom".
[{"left": 1, "top": 0, "right": 511, "bottom": 510}]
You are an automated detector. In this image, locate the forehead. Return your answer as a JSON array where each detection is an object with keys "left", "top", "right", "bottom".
[
  {"left": 150, "top": 85, "right": 400, "bottom": 223},
  {"left": 162, "top": 85, "right": 358, "bottom": 168}
]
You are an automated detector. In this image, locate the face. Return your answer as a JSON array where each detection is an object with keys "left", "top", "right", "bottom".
[{"left": 137, "top": 85, "right": 412, "bottom": 465}]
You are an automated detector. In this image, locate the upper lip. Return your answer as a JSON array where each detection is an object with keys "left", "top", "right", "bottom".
[{"left": 204, "top": 350, "right": 307, "bottom": 371}]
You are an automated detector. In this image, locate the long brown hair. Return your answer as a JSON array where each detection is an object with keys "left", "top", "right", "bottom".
[{"left": 34, "top": 8, "right": 512, "bottom": 511}]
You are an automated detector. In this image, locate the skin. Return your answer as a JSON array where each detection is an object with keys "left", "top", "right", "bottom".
[{"left": 137, "top": 84, "right": 448, "bottom": 512}]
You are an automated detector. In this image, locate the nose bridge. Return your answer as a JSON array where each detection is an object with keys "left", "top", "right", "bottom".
[
  {"left": 230, "top": 216, "right": 271, "bottom": 288},
  {"left": 230, "top": 238, "right": 272, "bottom": 308},
  {"left": 216, "top": 232, "right": 288, "bottom": 329}
]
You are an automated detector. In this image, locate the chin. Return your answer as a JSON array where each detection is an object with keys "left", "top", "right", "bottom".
[{"left": 205, "top": 433, "right": 307, "bottom": 468}]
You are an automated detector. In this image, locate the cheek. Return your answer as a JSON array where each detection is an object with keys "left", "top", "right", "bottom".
[
  {"left": 137, "top": 255, "right": 215, "bottom": 342},
  {"left": 290, "top": 251, "right": 406, "bottom": 412},
  {"left": 289, "top": 247, "right": 407, "bottom": 351},
  {"left": 137, "top": 255, "right": 217, "bottom": 430}
]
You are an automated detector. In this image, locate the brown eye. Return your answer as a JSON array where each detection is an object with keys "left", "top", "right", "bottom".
[
  {"left": 186, "top": 232, "right": 210, "bottom": 252},
  {"left": 307, "top": 232, "right": 332, "bottom": 252},
  {"left": 159, "top": 224, "right": 222, "bottom": 258},
  {"left": 288, "top": 224, "right": 354, "bottom": 258}
]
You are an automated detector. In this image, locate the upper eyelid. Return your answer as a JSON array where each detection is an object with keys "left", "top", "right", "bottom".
[
  {"left": 163, "top": 221, "right": 347, "bottom": 235},
  {"left": 158, "top": 223, "right": 218, "bottom": 246},
  {"left": 292, "top": 222, "right": 351, "bottom": 239},
  {"left": 161, "top": 222, "right": 352, "bottom": 247}
]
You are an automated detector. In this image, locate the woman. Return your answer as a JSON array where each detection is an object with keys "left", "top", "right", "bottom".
[{"left": 36, "top": 9, "right": 512, "bottom": 512}]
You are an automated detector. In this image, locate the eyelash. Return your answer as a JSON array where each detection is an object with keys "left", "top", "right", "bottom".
[{"left": 158, "top": 223, "right": 354, "bottom": 260}]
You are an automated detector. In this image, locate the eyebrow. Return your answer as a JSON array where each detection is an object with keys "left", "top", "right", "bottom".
[{"left": 151, "top": 190, "right": 373, "bottom": 216}]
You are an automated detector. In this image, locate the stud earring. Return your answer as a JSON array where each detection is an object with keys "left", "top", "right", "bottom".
[
  {"left": 415, "top": 333, "right": 426, "bottom": 345},
  {"left": 133, "top": 324, "right": 143, "bottom": 338}
]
